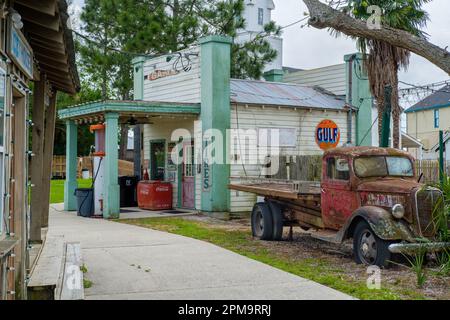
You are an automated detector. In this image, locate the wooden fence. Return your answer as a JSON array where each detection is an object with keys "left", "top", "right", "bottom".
[
  {"left": 52, "top": 156, "right": 134, "bottom": 179},
  {"left": 415, "top": 160, "right": 450, "bottom": 184},
  {"left": 270, "top": 156, "right": 449, "bottom": 184}
]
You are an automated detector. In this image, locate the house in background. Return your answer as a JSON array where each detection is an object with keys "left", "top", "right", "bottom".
[
  {"left": 405, "top": 85, "right": 450, "bottom": 160},
  {"left": 236, "top": 0, "right": 282, "bottom": 73}
]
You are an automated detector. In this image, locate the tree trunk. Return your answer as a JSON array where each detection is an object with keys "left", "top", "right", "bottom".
[
  {"left": 391, "top": 71, "right": 401, "bottom": 149},
  {"left": 119, "top": 125, "right": 128, "bottom": 160},
  {"left": 303, "top": 0, "right": 450, "bottom": 75}
]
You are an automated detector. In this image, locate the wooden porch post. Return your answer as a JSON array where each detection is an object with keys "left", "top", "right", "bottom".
[
  {"left": 40, "top": 91, "right": 57, "bottom": 227},
  {"left": 12, "top": 94, "right": 28, "bottom": 298},
  {"left": 30, "top": 76, "right": 47, "bottom": 242}
]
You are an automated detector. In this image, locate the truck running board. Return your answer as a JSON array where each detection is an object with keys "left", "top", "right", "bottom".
[{"left": 309, "top": 229, "right": 341, "bottom": 244}]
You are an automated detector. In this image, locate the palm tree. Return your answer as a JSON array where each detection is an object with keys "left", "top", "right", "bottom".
[{"left": 347, "top": 0, "right": 431, "bottom": 148}]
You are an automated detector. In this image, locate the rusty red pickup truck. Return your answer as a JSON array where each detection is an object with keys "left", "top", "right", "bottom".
[{"left": 229, "top": 147, "right": 450, "bottom": 267}]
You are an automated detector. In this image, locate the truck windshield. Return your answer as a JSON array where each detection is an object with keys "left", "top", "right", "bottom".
[{"left": 354, "top": 156, "right": 414, "bottom": 178}]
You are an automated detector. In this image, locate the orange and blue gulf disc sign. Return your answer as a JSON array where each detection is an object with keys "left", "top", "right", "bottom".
[{"left": 316, "top": 119, "right": 340, "bottom": 151}]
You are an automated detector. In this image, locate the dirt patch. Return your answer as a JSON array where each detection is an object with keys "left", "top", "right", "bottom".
[{"left": 184, "top": 214, "right": 450, "bottom": 300}]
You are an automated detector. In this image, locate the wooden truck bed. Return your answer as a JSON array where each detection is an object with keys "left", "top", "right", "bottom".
[
  {"left": 229, "top": 179, "right": 323, "bottom": 229},
  {"left": 229, "top": 180, "right": 321, "bottom": 202}
]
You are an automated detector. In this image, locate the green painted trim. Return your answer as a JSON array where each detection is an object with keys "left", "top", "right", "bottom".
[
  {"left": 199, "top": 35, "right": 232, "bottom": 44},
  {"left": 200, "top": 34, "right": 231, "bottom": 213},
  {"left": 64, "top": 120, "right": 77, "bottom": 211},
  {"left": 131, "top": 56, "right": 146, "bottom": 65},
  {"left": 405, "top": 103, "right": 450, "bottom": 114},
  {"left": 133, "top": 57, "right": 145, "bottom": 100},
  {"left": 103, "top": 112, "right": 120, "bottom": 219},
  {"left": 345, "top": 53, "right": 373, "bottom": 146},
  {"left": 263, "top": 69, "right": 284, "bottom": 82},
  {"left": 58, "top": 100, "right": 201, "bottom": 120}
]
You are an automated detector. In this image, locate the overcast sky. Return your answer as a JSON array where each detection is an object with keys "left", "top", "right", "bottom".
[{"left": 71, "top": 0, "right": 449, "bottom": 87}]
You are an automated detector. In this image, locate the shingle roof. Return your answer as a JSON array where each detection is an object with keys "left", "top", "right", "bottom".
[
  {"left": 405, "top": 84, "right": 450, "bottom": 113},
  {"left": 230, "top": 79, "right": 346, "bottom": 110}
]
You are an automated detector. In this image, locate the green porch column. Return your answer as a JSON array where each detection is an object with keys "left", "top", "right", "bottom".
[
  {"left": 64, "top": 120, "right": 77, "bottom": 211},
  {"left": 345, "top": 53, "right": 373, "bottom": 146},
  {"left": 200, "top": 35, "right": 231, "bottom": 213},
  {"left": 104, "top": 112, "right": 120, "bottom": 218},
  {"left": 263, "top": 69, "right": 284, "bottom": 82},
  {"left": 132, "top": 56, "right": 146, "bottom": 100}
]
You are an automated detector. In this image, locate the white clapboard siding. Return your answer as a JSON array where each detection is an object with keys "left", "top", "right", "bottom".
[
  {"left": 284, "top": 64, "right": 346, "bottom": 96},
  {"left": 143, "top": 47, "right": 201, "bottom": 104},
  {"left": 143, "top": 118, "right": 197, "bottom": 208},
  {"left": 229, "top": 104, "right": 355, "bottom": 213}
]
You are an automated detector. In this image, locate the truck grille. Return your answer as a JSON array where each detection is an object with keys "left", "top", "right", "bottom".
[{"left": 414, "top": 188, "right": 443, "bottom": 237}]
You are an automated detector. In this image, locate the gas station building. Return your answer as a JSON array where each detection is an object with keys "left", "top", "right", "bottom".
[{"left": 59, "top": 36, "right": 357, "bottom": 218}]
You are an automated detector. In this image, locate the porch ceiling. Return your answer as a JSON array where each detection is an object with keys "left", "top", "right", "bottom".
[{"left": 57, "top": 100, "right": 201, "bottom": 123}]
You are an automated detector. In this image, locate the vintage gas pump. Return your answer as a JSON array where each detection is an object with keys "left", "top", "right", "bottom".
[{"left": 90, "top": 124, "right": 106, "bottom": 215}]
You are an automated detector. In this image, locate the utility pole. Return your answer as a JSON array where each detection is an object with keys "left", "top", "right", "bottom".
[
  {"left": 380, "top": 85, "right": 392, "bottom": 148},
  {"left": 439, "top": 130, "right": 444, "bottom": 185}
]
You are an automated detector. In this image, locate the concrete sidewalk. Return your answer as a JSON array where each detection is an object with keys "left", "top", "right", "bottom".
[{"left": 48, "top": 204, "right": 354, "bottom": 300}]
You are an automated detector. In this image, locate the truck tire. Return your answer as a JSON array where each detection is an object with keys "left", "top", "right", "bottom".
[
  {"left": 251, "top": 202, "right": 273, "bottom": 240},
  {"left": 353, "top": 220, "right": 392, "bottom": 268},
  {"left": 268, "top": 201, "right": 284, "bottom": 241}
]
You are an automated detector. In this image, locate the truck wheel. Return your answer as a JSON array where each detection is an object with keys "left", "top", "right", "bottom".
[
  {"left": 251, "top": 203, "right": 273, "bottom": 240},
  {"left": 353, "top": 220, "right": 392, "bottom": 268},
  {"left": 268, "top": 201, "right": 284, "bottom": 241}
]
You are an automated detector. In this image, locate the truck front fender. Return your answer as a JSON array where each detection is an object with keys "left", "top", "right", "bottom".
[{"left": 342, "top": 206, "right": 415, "bottom": 242}]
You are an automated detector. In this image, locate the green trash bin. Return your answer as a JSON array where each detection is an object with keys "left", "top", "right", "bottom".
[{"left": 74, "top": 188, "right": 94, "bottom": 217}]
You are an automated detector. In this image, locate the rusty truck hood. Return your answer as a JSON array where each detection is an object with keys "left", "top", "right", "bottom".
[{"left": 357, "top": 178, "right": 420, "bottom": 194}]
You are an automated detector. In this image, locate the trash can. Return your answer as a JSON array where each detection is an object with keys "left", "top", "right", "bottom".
[
  {"left": 118, "top": 176, "right": 138, "bottom": 207},
  {"left": 74, "top": 188, "right": 94, "bottom": 217}
]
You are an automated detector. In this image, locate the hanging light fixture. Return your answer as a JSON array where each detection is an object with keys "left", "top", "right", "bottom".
[{"left": 127, "top": 116, "right": 137, "bottom": 129}]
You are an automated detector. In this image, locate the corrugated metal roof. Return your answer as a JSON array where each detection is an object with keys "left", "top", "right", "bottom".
[
  {"left": 230, "top": 79, "right": 346, "bottom": 110},
  {"left": 405, "top": 84, "right": 450, "bottom": 113}
]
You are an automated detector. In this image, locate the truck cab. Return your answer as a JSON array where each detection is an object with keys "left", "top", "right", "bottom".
[{"left": 321, "top": 147, "right": 447, "bottom": 266}]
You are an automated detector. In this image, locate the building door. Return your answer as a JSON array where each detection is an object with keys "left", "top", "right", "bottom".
[
  {"left": 182, "top": 141, "right": 195, "bottom": 209},
  {"left": 150, "top": 141, "right": 165, "bottom": 180}
]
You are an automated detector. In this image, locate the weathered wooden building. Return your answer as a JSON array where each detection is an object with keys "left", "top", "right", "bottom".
[
  {"left": 59, "top": 36, "right": 354, "bottom": 218},
  {"left": 0, "top": 0, "right": 79, "bottom": 300}
]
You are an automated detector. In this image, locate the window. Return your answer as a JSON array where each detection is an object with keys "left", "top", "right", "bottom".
[
  {"left": 0, "top": 69, "right": 5, "bottom": 235},
  {"left": 327, "top": 157, "right": 350, "bottom": 181},
  {"left": 258, "top": 8, "right": 264, "bottom": 25},
  {"left": 354, "top": 156, "right": 414, "bottom": 178},
  {"left": 434, "top": 109, "right": 439, "bottom": 128},
  {"left": 257, "top": 128, "right": 297, "bottom": 147}
]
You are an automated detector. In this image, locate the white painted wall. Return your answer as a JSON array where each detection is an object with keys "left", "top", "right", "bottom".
[
  {"left": 142, "top": 47, "right": 201, "bottom": 104},
  {"left": 237, "top": 0, "right": 282, "bottom": 72},
  {"left": 229, "top": 104, "right": 355, "bottom": 213},
  {"left": 283, "top": 64, "right": 347, "bottom": 96}
]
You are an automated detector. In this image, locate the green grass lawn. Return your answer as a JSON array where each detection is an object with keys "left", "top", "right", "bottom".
[
  {"left": 119, "top": 217, "right": 429, "bottom": 300},
  {"left": 50, "top": 179, "right": 93, "bottom": 204}
]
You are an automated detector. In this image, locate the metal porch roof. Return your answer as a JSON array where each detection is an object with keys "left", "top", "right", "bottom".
[
  {"left": 58, "top": 100, "right": 201, "bottom": 120},
  {"left": 230, "top": 79, "right": 346, "bottom": 110}
]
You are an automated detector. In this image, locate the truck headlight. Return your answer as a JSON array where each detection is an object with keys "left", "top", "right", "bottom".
[{"left": 392, "top": 204, "right": 405, "bottom": 219}]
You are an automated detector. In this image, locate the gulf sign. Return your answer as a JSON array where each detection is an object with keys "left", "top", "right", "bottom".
[{"left": 316, "top": 119, "right": 340, "bottom": 150}]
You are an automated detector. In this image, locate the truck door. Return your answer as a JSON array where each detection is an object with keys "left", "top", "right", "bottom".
[{"left": 321, "top": 156, "right": 358, "bottom": 230}]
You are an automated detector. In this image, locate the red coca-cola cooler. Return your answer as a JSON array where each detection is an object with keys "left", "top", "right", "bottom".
[{"left": 137, "top": 181, "right": 173, "bottom": 210}]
